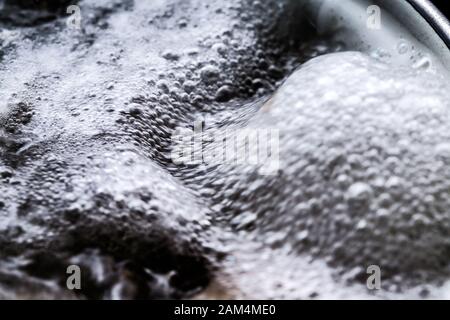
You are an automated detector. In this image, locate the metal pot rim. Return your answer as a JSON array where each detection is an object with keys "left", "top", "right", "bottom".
[{"left": 407, "top": 0, "right": 450, "bottom": 48}]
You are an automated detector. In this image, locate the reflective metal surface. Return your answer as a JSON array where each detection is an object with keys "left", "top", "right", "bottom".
[{"left": 408, "top": 0, "right": 450, "bottom": 48}]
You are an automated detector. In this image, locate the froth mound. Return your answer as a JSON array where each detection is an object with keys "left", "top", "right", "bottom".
[{"left": 201, "top": 52, "right": 450, "bottom": 283}]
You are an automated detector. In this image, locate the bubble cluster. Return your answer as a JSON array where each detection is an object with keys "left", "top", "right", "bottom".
[
  {"left": 1, "top": 0, "right": 449, "bottom": 300},
  {"left": 0, "top": 0, "right": 328, "bottom": 299},
  {"left": 194, "top": 52, "right": 450, "bottom": 292}
]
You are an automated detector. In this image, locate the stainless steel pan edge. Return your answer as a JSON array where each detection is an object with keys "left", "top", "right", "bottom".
[{"left": 407, "top": 0, "right": 450, "bottom": 48}]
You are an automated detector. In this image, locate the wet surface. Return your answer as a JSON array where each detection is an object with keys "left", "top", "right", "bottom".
[{"left": 0, "top": 0, "right": 450, "bottom": 299}]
